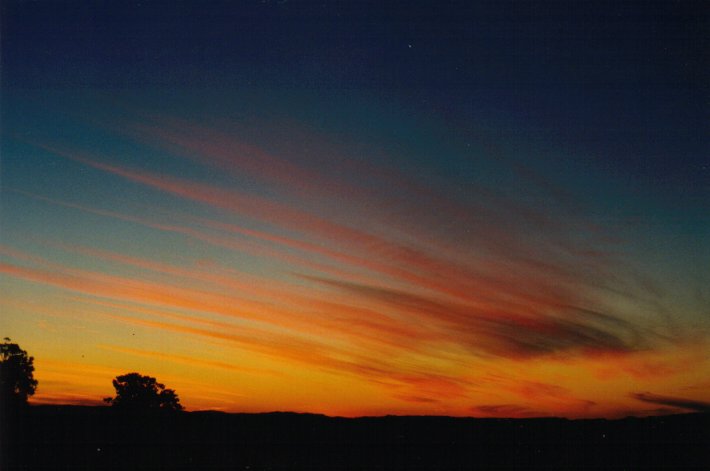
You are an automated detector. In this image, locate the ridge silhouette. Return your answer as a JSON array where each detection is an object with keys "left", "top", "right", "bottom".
[{"left": 2, "top": 341, "right": 708, "bottom": 469}]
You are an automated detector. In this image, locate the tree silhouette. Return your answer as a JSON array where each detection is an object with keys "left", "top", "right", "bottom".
[
  {"left": 104, "top": 372, "right": 183, "bottom": 411},
  {"left": 0, "top": 338, "right": 38, "bottom": 407}
]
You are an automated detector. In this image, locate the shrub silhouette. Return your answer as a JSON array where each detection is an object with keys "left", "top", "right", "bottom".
[
  {"left": 0, "top": 338, "right": 38, "bottom": 407},
  {"left": 104, "top": 372, "right": 183, "bottom": 411}
]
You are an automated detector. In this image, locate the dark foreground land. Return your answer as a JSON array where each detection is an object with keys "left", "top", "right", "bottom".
[{"left": 3, "top": 406, "right": 708, "bottom": 470}]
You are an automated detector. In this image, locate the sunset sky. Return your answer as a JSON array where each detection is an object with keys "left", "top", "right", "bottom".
[{"left": 1, "top": 1, "right": 708, "bottom": 418}]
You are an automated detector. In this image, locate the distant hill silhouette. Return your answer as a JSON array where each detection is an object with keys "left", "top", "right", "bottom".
[{"left": 4, "top": 405, "right": 708, "bottom": 469}]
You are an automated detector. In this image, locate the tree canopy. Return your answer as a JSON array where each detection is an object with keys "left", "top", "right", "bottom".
[
  {"left": 104, "top": 372, "right": 183, "bottom": 411},
  {"left": 0, "top": 338, "right": 38, "bottom": 406}
]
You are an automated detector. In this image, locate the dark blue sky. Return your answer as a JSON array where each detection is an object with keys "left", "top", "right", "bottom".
[{"left": 3, "top": 1, "right": 707, "bottom": 190}]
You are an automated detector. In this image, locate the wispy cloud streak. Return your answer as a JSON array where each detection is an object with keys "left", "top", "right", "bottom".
[
  {"left": 16, "top": 139, "right": 683, "bottom": 362},
  {"left": 631, "top": 392, "right": 710, "bottom": 413}
]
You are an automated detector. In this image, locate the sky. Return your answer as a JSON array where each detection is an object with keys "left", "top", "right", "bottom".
[{"left": 1, "top": 1, "right": 708, "bottom": 418}]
